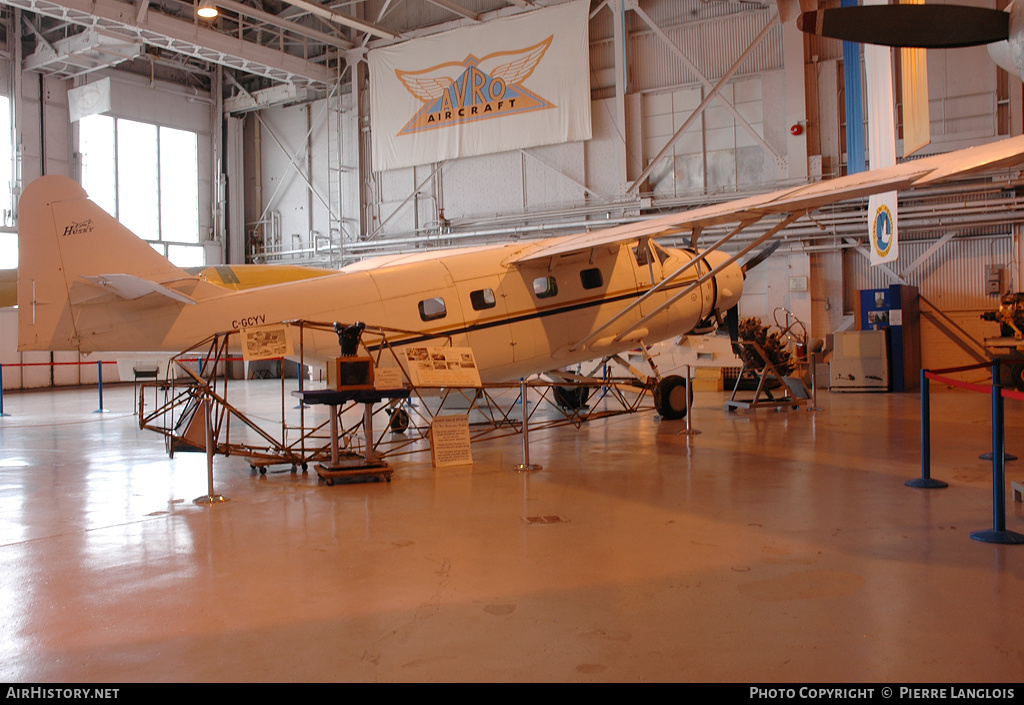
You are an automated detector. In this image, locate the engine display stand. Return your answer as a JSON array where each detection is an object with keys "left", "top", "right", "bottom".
[
  {"left": 296, "top": 388, "right": 410, "bottom": 485},
  {"left": 725, "top": 341, "right": 809, "bottom": 412}
]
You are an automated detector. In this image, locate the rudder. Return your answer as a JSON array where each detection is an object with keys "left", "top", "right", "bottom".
[{"left": 18, "top": 175, "right": 194, "bottom": 352}]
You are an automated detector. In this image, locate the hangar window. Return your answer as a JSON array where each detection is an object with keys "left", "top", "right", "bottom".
[
  {"left": 580, "top": 268, "right": 603, "bottom": 290},
  {"left": 533, "top": 276, "right": 558, "bottom": 299},
  {"left": 470, "top": 288, "right": 496, "bottom": 311},
  {"left": 0, "top": 95, "right": 15, "bottom": 269},
  {"left": 418, "top": 297, "right": 447, "bottom": 321},
  {"left": 79, "top": 115, "right": 202, "bottom": 267}
]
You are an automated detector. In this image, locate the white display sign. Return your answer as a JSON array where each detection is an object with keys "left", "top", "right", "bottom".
[
  {"left": 240, "top": 324, "right": 294, "bottom": 361},
  {"left": 368, "top": 0, "right": 592, "bottom": 171},
  {"left": 404, "top": 346, "right": 482, "bottom": 388},
  {"left": 373, "top": 366, "right": 406, "bottom": 390},
  {"left": 430, "top": 414, "right": 473, "bottom": 468}
]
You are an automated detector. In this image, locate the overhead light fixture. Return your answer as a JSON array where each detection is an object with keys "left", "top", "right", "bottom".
[{"left": 197, "top": 0, "right": 218, "bottom": 18}]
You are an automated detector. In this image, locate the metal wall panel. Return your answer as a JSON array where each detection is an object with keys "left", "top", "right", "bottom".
[
  {"left": 627, "top": 9, "right": 783, "bottom": 94},
  {"left": 522, "top": 142, "right": 586, "bottom": 209},
  {"left": 843, "top": 234, "right": 1014, "bottom": 370},
  {"left": 440, "top": 150, "right": 525, "bottom": 221},
  {"left": 845, "top": 234, "right": 1013, "bottom": 311}
]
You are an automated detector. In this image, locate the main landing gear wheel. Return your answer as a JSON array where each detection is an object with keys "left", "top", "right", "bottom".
[
  {"left": 553, "top": 385, "right": 591, "bottom": 412},
  {"left": 654, "top": 375, "right": 691, "bottom": 420},
  {"left": 388, "top": 408, "right": 410, "bottom": 433},
  {"left": 1010, "top": 362, "right": 1024, "bottom": 392}
]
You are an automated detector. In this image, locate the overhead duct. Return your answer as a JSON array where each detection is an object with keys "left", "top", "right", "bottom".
[
  {"left": 2, "top": 0, "right": 336, "bottom": 86},
  {"left": 24, "top": 28, "right": 143, "bottom": 79}
]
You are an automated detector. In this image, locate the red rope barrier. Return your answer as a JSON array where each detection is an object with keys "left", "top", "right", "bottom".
[
  {"left": 924, "top": 372, "right": 993, "bottom": 395},
  {"left": 928, "top": 361, "right": 992, "bottom": 376},
  {"left": 1, "top": 356, "right": 260, "bottom": 368},
  {"left": 926, "top": 366, "right": 1024, "bottom": 400},
  {"left": 0, "top": 360, "right": 117, "bottom": 368}
]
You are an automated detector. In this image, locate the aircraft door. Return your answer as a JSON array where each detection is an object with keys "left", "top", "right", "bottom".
[
  {"left": 629, "top": 240, "right": 669, "bottom": 319},
  {"left": 453, "top": 275, "right": 515, "bottom": 378}
]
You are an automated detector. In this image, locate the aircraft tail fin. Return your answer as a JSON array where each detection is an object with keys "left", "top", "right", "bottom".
[{"left": 18, "top": 175, "right": 211, "bottom": 352}]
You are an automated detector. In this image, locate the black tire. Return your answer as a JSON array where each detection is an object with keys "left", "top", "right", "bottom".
[
  {"left": 1010, "top": 362, "right": 1024, "bottom": 392},
  {"left": 553, "top": 385, "right": 591, "bottom": 411},
  {"left": 654, "top": 375, "right": 691, "bottom": 420},
  {"left": 389, "top": 408, "right": 410, "bottom": 433}
]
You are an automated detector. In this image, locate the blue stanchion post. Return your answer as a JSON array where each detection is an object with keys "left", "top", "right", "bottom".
[
  {"left": 971, "top": 360, "right": 1024, "bottom": 544},
  {"left": 94, "top": 360, "right": 108, "bottom": 414},
  {"left": 0, "top": 363, "right": 8, "bottom": 417},
  {"left": 907, "top": 368, "right": 947, "bottom": 489}
]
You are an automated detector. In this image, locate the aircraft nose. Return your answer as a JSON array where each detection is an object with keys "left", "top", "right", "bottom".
[{"left": 702, "top": 249, "right": 744, "bottom": 312}]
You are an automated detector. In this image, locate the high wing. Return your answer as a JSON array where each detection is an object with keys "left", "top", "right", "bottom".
[
  {"left": 512, "top": 133, "right": 1024, "bottom": 264},
  {"left": 510, "top": 134, "right": 1024, "bottom": 351}
]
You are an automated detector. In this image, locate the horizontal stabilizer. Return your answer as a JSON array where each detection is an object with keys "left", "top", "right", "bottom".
[{"left": 80, "top": 274, "right": 198, "bottom": 305}]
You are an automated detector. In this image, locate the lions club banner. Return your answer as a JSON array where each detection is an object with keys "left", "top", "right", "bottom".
[
  {"left": 368, "top": 0, "right": 592, "bottom": 172},
  {"left": 869, "top": 191, "right": 898, "bottom": 265}
]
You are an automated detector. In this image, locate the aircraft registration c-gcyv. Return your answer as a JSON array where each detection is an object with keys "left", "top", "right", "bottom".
[{"left": 17, "top": 134, "right": 1024, "bottom": 418}]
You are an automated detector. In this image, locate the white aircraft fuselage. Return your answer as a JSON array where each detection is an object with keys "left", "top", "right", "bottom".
[
  {"left": 17, "top": 176, "right": 743, "bottom": 384},
  {"left": 22, "top": 134, "right": 1024, "bottom": 391}
]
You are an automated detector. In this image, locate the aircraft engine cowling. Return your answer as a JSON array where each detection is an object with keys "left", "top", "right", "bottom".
[{"left": 702, "top": 249, "right": 744, "bottom": 319}]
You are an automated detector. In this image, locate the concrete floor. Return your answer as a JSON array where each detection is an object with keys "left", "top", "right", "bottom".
[{"left": 0, "top": 380, "right": 1022, "bottom": 683}]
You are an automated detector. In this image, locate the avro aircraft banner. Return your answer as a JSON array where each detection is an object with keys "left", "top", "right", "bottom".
[{"left": 368, "top": 0, "right": 592, "bottom": 172}]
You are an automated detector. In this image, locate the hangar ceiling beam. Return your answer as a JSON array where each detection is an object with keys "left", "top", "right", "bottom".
[
  {"left": 1, "top": 0, "right": 336, "bottom": 86},
  {"left": 276, "top": 0, "right": 398, "bottom": 40},
  {"left": 212, "top": 0, "right": 355, "bottom": 53},
  {"left": 627, "top": 8, "right": 781, "bottom": 194}
]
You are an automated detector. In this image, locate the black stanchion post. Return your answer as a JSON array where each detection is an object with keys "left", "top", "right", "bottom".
[
  {"left": 971, "top": 360, "right": 1024, "bottom": 544},
  {"left": 907, "top": 369, "right": 947, "bottom": 489}
]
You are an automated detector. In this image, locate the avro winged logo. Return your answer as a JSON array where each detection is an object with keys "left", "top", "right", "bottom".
[{"left": 395, "top": 36, "right": 555, "bottom": 135}]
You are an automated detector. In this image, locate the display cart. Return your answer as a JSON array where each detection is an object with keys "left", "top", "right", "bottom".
[{"left": 296, "top": 388, "right": 411, "bottom": 485}]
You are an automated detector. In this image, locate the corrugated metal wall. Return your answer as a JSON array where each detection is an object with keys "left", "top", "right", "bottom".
[
  {"left": 843, "top": 233, "right": 1015, "bottom": 369},
  {"left": 627, "top": 9, "right": 783, "bottom": 93},
  {"left": 845, "top": 233, "right": 1013, "bottom": 310}
]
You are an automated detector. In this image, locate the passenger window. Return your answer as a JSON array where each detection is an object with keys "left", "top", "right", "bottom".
[
  {"left": 533, "top": 276, "right": 558, "bottom": 299},
  {"left": 580, "top": 268, "right": 603, "bottom": 290},
  {"left": 470, "top": 288, "right": 496, "bottom": 311},
  {"left": 418, "top": 297, "right": 447, "bottom": 321}
]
